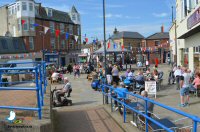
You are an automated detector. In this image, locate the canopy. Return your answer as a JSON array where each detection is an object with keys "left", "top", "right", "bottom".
[{"left": 94, "top": 39, "right": 130, "bottom": 54}]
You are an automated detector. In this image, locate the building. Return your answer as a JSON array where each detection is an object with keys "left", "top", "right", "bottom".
[
  {"left": 170, "top": 0, "right": 200, "bottom": 71},
  {"left": 0, "top": 0, "right": 81, "bottom": 66},
  {"left": 0, "top": 36, "right": 28, "bottom": 62},
  {"left": 79, "top": 44, "right": 92, "bottom": 63},
  {"left": 111, "top": 28, "right": 144, "bottom": 63},
  {"left": 145, "top": 26, "right": 170, "bottom": 64}
]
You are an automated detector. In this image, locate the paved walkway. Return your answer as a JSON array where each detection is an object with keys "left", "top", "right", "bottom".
[{"left": 51, "top": 74, "right": 131, "bottom": 132}]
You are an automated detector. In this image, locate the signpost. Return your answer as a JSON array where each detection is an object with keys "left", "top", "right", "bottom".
[{"left": 145, "top": 81, "right": 157, "bottom": 98}]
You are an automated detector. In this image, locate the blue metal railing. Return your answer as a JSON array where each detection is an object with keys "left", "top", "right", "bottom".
[
  {"left": 101, "top": 84, "right": 200, "bottom": 132},
  {"left": 0, "top": 61, "right": 47, "bottom": 119}
]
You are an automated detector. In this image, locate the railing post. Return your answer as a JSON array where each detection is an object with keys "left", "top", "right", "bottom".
[
  {"left": 105, "top": 86, "right": 109, "bottom": 104},
  {"left": 43, "top": 62, "right": 47, "bottom": 93},
  {"left": 39, "top": 65, "right": 44, "bottom": 106},
  {"left": 123, "top": 92, "right": 126, "bottom": 123},
  {"left": 35, "top": 67, "right": 42, "bottom": 119},
  {"left": 102, "top": 85, "right": 105, "bottom": 104},
  {"left": 193, "top": 120, "right": 197, "bottom": 132},
  {"left": 110, "top": 88, "right": 113, "bottom": 112},
  {"left": 145, "top": 99, "right": 149, "bottom": 132}
]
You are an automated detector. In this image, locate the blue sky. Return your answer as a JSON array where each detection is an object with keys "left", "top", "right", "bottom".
[{"left": 0, "top": 0, "right": 175, "bottom": 41}]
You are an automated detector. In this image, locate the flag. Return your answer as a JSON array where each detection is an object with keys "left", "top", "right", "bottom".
[
  {"left": 21, "top": 20, "right": 26, "bottom": 25},
  {"left": 66, "top": 33, "right": 69, "bottom": 40},
  {"left": 33, "top": 23, "right": 39, "bottom": 27},
  {"left": 74, "top": 35, "right": 79, "bottom": 42},
  {"left": 122, "top": 45, "right": 124, "bottom": 50},
  {"left": 113, "top": 43, "right": 117, "bottom": 49},
  {"left": 44, "top": 26, "right": 49, "bottom": 34},
  {"left": 85, "top": 38, "right": 88, "bottom": 43},
  {"left": 107, "top": 41, "right": 111, "bottom": 49},
  {"left": 55, "top": 30, "right": 60, "bottom": 37}
]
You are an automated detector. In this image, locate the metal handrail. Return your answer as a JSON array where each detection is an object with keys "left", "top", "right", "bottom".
[
  {"left": 0, "top": 62, "right": 46, "bottom": 119},
  {"left": 102, "top": 84, "right": 200, "bottom": 132}
]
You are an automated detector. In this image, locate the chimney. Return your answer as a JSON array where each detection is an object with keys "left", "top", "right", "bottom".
[{"left": 161, "top": 25, "right": 164, "bottom": 33}]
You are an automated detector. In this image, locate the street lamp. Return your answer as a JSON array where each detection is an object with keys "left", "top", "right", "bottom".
[
  {"left": 103, "top": 0, "right": 107, "bottom": 77},
  {"left": 103, "top": 0, "right": 108, "bottom": 104}
]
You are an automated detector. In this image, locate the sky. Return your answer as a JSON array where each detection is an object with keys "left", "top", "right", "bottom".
[{"left": 0, "top": 0, "right": 175, "bottom": 41}]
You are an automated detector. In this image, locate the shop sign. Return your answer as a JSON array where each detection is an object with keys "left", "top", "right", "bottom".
[{"left": 187, "top": 7, "right": 200, "bottom": 29}]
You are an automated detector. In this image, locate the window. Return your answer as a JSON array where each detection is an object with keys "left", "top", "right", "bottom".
[
  {"left": 155, "top": 40, "right": 160, "bottom": 46},
  {"left": 13, "top": 39, "right": 19, "bottom": 49},
  {"left": 72, "top": 14, "right": 76, "bottom": 21},
  {"left": 61, "top": 40, "right": 65, "bottom": 48},
  {"left": 69, "top": 41, "right": 73, "bottom": 49},
  {"left": 18, "top": 19, "right": 21, "bottom": 31},
  {"left": 30, "top": 19, "right": 35, "bottom": 31},
  {"left": 51, "top": 38, "right": 56, "bottom": 49},
  {"left": 8, "top": 8, "right": 12, "bottom": 16},
  {"left": 29, "top": 3, "right": 33, "bottom": 11},
  {"left": 50, "top": 22, "right": 54, "bottom": 33},
  {"left": 48, "top": 9, "right": 52, "bottom": 17},
  {"left": 12, "top": 6, "right": 15, "bottom": 14},
  {"left": 60, "top": 23, "right": 64, "bottom": 33},
  {"left": 69, "top": 24, "right": 73, "bottom": 34},
  {"left": 1, "top": 39, "right": 8, "bottom": 49},
  {"left": 22, "top": 2, "right": 27, "bottom": 11},
  {"left": 35, "top": 7, "right": 39, "bottom": 15},
  {"left": 184, "top": 48, "right": 189, "bottom": 53},
  {"left": 29, "top": 37, "right": 34, "bottom": 50},
  {"left": 77, "top": 26, "right": 80, "bottom": 36},
  {"left": 17, "top": 3, "right": 20, "bottom": 11},
  {"left": 23, "top": 19, "right": 29, "bottom": 31}
]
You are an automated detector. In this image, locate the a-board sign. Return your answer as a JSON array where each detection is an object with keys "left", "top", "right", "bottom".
[{"left": 145, "top": 81, "right": 156, "bottom": 98}]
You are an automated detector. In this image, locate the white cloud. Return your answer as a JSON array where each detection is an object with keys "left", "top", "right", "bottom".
[
  {"left": 99, "top": 14, "right": 138, "bottom": 19},
  {"left": 153, "top": 13, "right": 168, "bottom": 18}
]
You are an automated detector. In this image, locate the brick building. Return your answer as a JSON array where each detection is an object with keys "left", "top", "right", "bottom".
[
  {"left": 145, "top": 26, "right": 170, "bottom": 64},
  {"left": 111, "top": 28, "right": 144, "bottom": 63},
  {"left": 0, "top": 0, "right": 81, "bottom": 66}
]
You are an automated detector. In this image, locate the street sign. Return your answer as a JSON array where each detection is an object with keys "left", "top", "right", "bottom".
[{"left": 145, "top": 81, "right": 157, "bottom": 98}]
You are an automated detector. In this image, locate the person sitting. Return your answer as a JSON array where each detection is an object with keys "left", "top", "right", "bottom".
[
  {"left": 190, "top": 73, "right": 200, "bottom": 92},
  {"left": 130, "top": 91, "right": 154, "bottom": 126},
  {"left": 127, "top": 69, "right": 135, "bottom": 81},
  {"left": 152, "top": 69, "right": 159, "bottom": 81},
  {"left": 55, "top": 77, "right": 72, "bottom": 103},
  {"left": 135, "top": 71, "right": 144, "bottom": 82},
  {"left": 51, "top": 71, "right": 60, "bottom": 83}
]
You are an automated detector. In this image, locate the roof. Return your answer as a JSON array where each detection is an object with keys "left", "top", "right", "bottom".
[
  {"left": 146, "top": 32, "right": 169, "bottom": 40},
  {"left": 71, "top": 6, "right": 78, "bottom": 13},
  {"left": 111, "top": 31, "right": 144, "bottom": 39},
  {"left": 0, "top": 36, "right": 27, "bottom": 54},
  {"left": 81, "top": 44, "right": 92, "bottom": 49},
  {"left": 35, "top": 6, "right": 74, "bottom": 24},
  {"left": 94, "top": 39, "right": 130, "bottom": 54}
]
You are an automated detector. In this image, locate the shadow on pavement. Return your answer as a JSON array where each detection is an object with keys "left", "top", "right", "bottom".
[{"left": 73, "top": 101, "right": 97, "bottom": 106}]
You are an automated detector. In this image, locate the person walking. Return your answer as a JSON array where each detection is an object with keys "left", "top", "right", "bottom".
[
  {"left": 179, "top": 68, "right": 191, "bottom": 107},
  {"left": 174, "top": 65, "right": 182, "bottom": 90},
  {"left": 107, "top": 64, "right": 113, "bottom": 85},
  {"left": 112, "top": 65, "right": 119, "bottom": 85}
]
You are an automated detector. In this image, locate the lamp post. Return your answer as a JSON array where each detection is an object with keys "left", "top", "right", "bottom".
[{"left": 103, "top": 0, "right": 108, "bottom": 104}]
